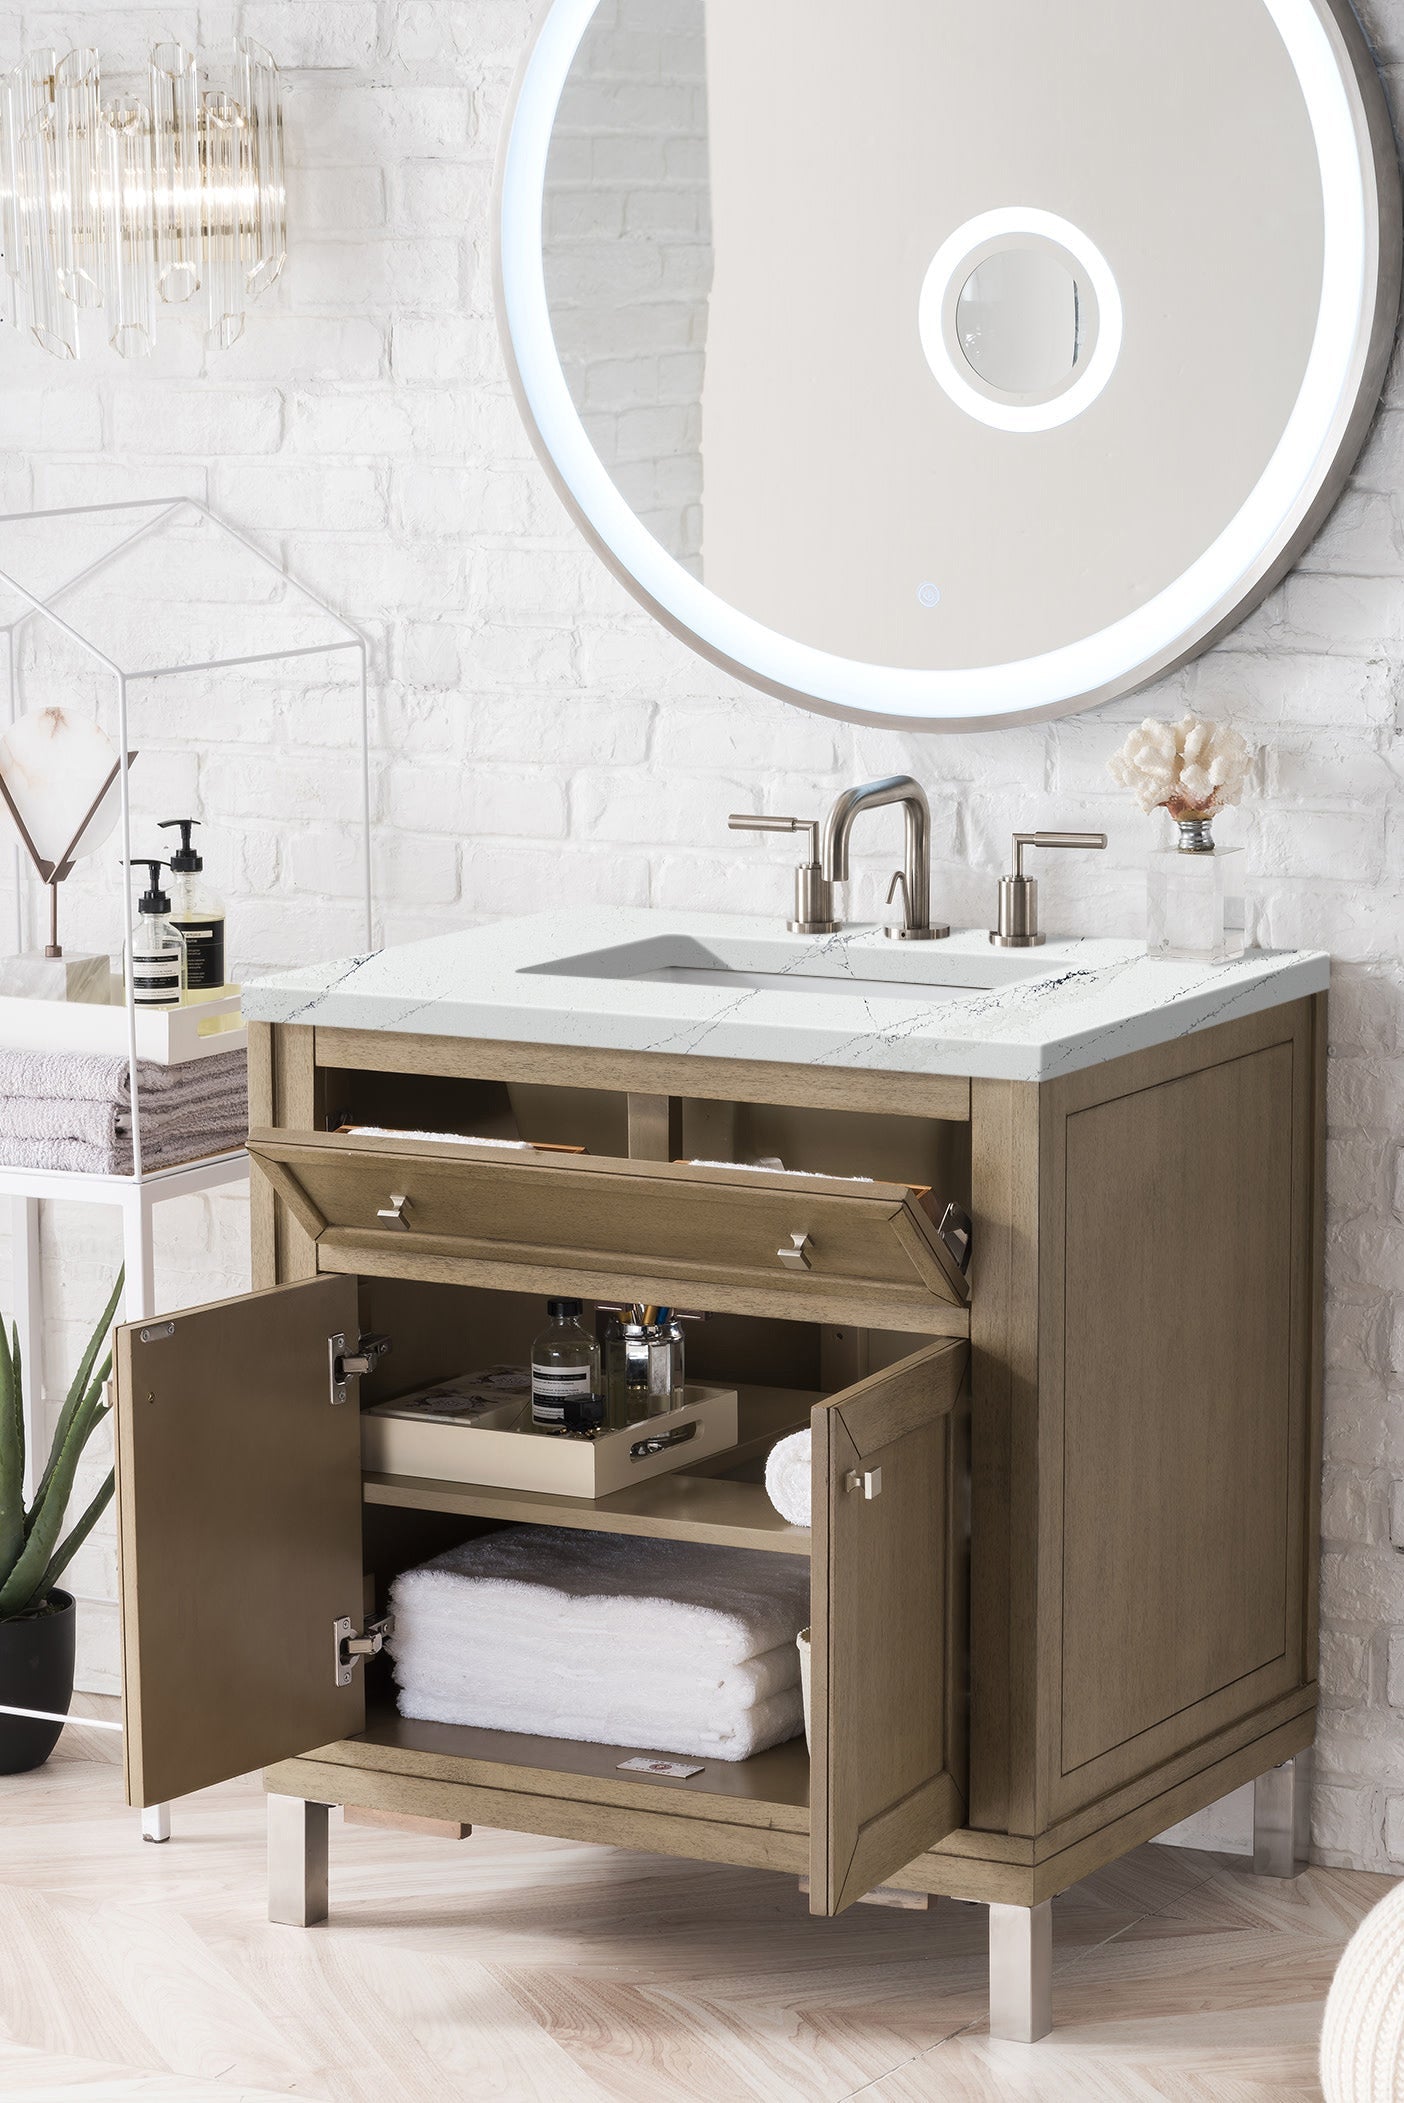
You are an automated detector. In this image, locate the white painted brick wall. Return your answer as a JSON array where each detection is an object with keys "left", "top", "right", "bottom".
[{"left": 0, "top": 0, "right": 1402, "bottom": 1872}]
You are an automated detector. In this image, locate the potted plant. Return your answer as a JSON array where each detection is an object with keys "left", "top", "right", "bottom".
[{"left": 0, "top": 1271, "right": 123, "bottom": 1775}]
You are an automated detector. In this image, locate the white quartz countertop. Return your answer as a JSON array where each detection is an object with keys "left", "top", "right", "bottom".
[{"left": 241, "top": 911, "right": 1329, "bottom": 1084}]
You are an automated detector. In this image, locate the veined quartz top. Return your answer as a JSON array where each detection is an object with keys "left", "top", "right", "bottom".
[{"left": 241, "top": 910, "right": 1329, "bottom": 1084}]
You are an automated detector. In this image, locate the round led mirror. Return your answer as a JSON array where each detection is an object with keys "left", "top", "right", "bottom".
[{"left": 496, "top": 0, "right": 1400, "bottom": 731}]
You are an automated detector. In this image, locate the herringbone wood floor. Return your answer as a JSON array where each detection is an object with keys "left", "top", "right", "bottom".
[{"left": 0, "top": 1696, "right": 1392, "bottom": 2101}]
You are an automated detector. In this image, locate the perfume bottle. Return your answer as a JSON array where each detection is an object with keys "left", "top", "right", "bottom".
[{"left": 1146, "top": 815, "right": 1246, "bottom": 963}]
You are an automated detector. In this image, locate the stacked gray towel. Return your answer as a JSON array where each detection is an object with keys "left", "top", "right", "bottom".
[{"left": 0, "top": 1047, "right": 248, "bottom": 1174}]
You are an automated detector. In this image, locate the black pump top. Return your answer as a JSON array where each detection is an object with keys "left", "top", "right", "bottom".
[
  {"left": 127, "top": 859, "right": 171, "bottom": 915},
  {"left": 158, "top": 818, "right": 202, "bottom": 873},
  {"left": 546, "top": 1298, "right": 583, "bottom": 1319}
]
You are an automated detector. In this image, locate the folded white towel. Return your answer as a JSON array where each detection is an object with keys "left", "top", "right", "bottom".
[
  {"left": 396, "top": 1679, "right": 804, "bottom": 1762},
  {"left": 765, "top": 1430, "right": 812, "bottom": 1529},
  {"left": 392, "top": 1527, "right": 810, "bottom": 1664},
  {"left": 389, "top": 1527, "right": 811, "bottom": 1762},
  {"left": 393, "top": 1638, "right": 800, "bottom": 1715},
  {"left": 686, "top": 1159, "right": 873, "bottom": 1183}
]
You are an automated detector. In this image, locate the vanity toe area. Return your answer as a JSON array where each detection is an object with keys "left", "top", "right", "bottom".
[{"left": 110, "top": 912, "right": 1327, "bottom": 2043}]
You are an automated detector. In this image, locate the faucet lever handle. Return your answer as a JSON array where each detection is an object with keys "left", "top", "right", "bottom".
[
  {"left": 727, "top": 813, "right": 836, "bottom": 936},
  {"left": 728, "top": 812, "right": 819, "bottom": 861},
  {"left": 1011, "top": 830, "right": 1109, "bottom": 879},
  {"left": 995, "top": 831, "right": 1108, "bottom": 948}
]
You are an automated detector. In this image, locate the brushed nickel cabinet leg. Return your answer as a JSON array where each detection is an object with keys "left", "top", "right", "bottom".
[
  {"left": 1253, "top": 1749, "right": 1312, "bottom": 1878},
  {"left": 268, "top": 1795, "right": 329, "bottom": 1926},
  {"left": 988, "top": 1900, "right": 1053, "bottom": 2043}
]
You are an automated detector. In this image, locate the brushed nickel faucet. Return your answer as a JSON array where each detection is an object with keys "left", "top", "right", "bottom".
[
  {"left": 990, "top": 830, "right": 1108, "bottom": 947},
  {"left": 726, "top": 813, "right": 838, "bottom": 934},
  {"left": 820, "top": 775, "right": 947, "bottom": 940},
  {"left": 730, "top": 776, "right": 946, "bottom": 938}
]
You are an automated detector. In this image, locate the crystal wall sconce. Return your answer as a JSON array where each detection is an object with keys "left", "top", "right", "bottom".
[{"left": 0, "top": 39, "right": 286, "bottom": 360}]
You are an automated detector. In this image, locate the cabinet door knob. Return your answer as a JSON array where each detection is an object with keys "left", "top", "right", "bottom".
[
  {"left": 376, "top": 1193, "right": 410, "bottom": 1230},
  {"left": 845, "top": 1467, "right": 883, "bottom": 1500},
  {"left": 777, "top": 1231, "right": 813, "bottom": 1272}
]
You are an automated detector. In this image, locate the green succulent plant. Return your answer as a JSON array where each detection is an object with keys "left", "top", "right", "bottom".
[{"left": 0, "top": 1269, "right": 124, "bottom": 1621}]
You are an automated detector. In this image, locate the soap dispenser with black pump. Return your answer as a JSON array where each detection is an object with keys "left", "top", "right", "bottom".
[
  {"left": 158, "top": 819, "right": 226, "bottom": 1001},
  {"left": 125, "top": 860, "right": 184, "bottom": 1009}
]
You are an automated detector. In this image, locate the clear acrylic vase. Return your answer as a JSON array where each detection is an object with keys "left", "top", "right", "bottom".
[{"left": 1146, "top": 816, "right": 1245, "bottom": 963}]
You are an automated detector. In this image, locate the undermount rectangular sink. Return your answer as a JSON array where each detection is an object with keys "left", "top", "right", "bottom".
[{"left": 520, "top": 933, "right": 1052, "bottom": 1002}]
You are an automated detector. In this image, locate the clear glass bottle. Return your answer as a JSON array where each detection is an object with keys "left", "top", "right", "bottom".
[
  {"left": 125, "top": 858, "right": 184, "bottom": 1008},
  {"left": 530, "top": 1298, "right": 601, "bottom": 1436},
  {"left": 604, "top": 1310, "right": 684, "bottom": 1426},
  {"left": 158, "top": 818, "right": 226, "bottom": 1001},
  {"left": 1146, "top": 815, "right": 1246, "bottom": 963}
]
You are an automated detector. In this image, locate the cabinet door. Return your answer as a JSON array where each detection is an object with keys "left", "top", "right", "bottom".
[
  {"left": 115, "top": 1276, "right": 366, "bottom": 1808},
  {"left": 809, "top": 1338, "right": 968, "bottom": 1915}
]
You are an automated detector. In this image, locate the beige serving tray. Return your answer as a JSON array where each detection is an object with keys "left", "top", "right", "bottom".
[{"left": 361, "top": 1383, "right": 739, "bottom": 1499}]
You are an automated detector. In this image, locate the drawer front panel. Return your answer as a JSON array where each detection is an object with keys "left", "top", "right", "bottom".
[{"left": 248, "top": 1129, "right": 969, "bottom": 1312}]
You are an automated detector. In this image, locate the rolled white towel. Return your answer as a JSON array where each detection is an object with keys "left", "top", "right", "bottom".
[{"left": 765, "top": 1430, "right": 812, "bottom": 1529}]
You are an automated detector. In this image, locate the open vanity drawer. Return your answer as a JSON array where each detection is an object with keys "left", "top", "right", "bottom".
[
  {"left": 246, "top": 1127, "right": 971, "bottom": 1329},
  {"left": 113, "top": 1275, "right": 969, "bottom": 1917}
]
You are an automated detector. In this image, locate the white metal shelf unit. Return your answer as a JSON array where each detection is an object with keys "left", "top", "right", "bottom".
[{"left": 0, "top": 500, "right": 376, "bottom": 1824}]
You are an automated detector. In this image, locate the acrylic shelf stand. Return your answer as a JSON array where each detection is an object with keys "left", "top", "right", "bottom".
[{"left": 0, "top": 496, "right": 376, "bottom": 1838}]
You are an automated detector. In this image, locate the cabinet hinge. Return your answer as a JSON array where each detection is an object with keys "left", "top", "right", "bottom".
[
  {"left": 937, "top": 1201, "right": 973, "bottom": 1275},
  {"left": 328, "top": 1331, "right": 392, "bottom": 1404},
  {"left": 334, "top": 1613, "right": 393, "bottom": 1687}
]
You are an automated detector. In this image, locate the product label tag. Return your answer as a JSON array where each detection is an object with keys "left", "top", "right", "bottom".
[
  {"left": 531, "top": 1366, "right": 592, "bottom": 1396},
  {"left": 173, "top": 919, "right": 226, "bottom": 992},
  {"left": 616, "top": 1757, "right": 704, "bottom": 1779}
]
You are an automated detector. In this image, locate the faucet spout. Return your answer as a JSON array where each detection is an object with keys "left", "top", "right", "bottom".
[{"left": 818, "top": 776, "right": 948, "bottom": 940}]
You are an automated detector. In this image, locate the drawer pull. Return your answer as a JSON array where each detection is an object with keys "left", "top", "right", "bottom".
[
  {"left": 777, "top": 1231, "right": 813, "bottom": 1272},
  {"left": 845, "top": 1467, "right": 883, "bottom": 1500},
  {"left": 376, "top": 1193, "right": 411, "bottom": 1230}
]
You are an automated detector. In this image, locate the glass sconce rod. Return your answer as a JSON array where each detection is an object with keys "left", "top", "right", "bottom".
[{"left": 0, "top": 38, "right": 286, "bottom": 360}]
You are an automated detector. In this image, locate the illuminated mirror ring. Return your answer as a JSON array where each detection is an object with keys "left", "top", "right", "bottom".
[
  {"left": 919, "top": 210, "right": 1124, "bottom": 432},
  {"left": 496, "top": 0, "right": 1399, "bottom": 730}
]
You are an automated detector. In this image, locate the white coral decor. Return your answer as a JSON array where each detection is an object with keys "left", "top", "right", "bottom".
[{"left": 1108, "top": 714, "right": 1253, "bottom": 821}]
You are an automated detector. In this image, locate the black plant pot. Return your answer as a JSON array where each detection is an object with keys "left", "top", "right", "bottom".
[{"left": 0, "top": 1590, "right": 76, "bottom": 1775}]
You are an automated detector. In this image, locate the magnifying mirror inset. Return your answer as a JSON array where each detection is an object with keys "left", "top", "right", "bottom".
[
  {"left": 957, "top": 249, "right": 1088, "bottom": 396},
  {"left": 497, "top": 0, "right": 1401, "bottom": 730}
]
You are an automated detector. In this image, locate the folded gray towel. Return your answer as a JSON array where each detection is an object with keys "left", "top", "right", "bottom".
[
  {"left": 0, "top": 1046, "right": 246, "bottom": 1106},
  {"left": 0, "top": 1074, "right": 245, "bottom": 1146},
  {"left": 0, "top": 1125, "right": 247, "bottom": 1176},
  {"left": 0, "top": 1046, "right": 248, "bottom": 1175}
]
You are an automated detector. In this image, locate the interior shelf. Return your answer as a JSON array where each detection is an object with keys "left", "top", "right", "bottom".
[
  {"left": 345, "top": 1707, "right": 811, "bottom": 1824},
  {"left": 364, "top": 1466, "right": 809, "bottom": 1552},
  {"left": 362, "top": 1382, "right": 817, "bottom": 1554}
]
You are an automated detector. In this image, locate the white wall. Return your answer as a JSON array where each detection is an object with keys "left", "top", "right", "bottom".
[{"left": 0, "top": 0, "right": 1402, "bottom": 1873}]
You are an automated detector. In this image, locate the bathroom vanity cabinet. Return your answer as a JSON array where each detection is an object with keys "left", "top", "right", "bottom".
[{"left": 111, "top": 924, "right": 1325, "bottom": 2038}]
